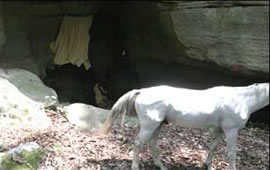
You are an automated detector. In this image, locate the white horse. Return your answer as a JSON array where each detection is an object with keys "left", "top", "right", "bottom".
[{"left": 101, "top": 83, "right": 269, "bottom": 170}]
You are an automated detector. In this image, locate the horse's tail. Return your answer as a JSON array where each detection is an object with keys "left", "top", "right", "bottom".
[{"left": 101, "top": 89, "right": 140, "bottom": 134}]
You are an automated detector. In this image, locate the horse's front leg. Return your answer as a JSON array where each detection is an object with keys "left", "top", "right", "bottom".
[
  {"left": 205, "top": 127, "right": 223, "bottom": 170},
  {"left": 149, "top": 126, "right": 167, "bottom": 170},
  {"left": 224, "top": 128, "right": 239, "bottom": 170}
]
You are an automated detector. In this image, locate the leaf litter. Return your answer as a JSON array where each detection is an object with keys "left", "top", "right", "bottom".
[{"left": 0, "top": 109, "right": 269, "bottom": 170}]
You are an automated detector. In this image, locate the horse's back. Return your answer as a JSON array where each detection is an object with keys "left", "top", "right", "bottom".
[
  {"left": 134, "top": 85, "right": 223, "bottom": 128},
  {"left": 135, "top": 85, "right": 200, "bottom": 104},
  {"left": 136, "top": 85, "right": 255, "bottom": 128}
]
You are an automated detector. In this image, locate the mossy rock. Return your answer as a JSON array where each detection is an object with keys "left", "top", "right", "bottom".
[{"left": 0, "top": 142, "right": 45, "bottom": 170}]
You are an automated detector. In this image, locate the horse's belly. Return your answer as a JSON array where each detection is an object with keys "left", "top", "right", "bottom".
[{"left": 166, "top": 111, "right": 214, "bottom": 128}]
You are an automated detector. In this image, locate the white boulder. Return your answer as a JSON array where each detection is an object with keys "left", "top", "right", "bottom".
[{"left": 0, "top": 68, "right": 58, "bottom": 130}]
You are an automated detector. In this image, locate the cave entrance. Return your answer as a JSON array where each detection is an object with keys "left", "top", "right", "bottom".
[{"left": 1, "top": 1, "right": 268, "bottom": 124}]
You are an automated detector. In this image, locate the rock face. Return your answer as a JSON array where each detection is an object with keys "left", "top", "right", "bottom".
[
  {"left": 0, "top": 68, "right": 57, "bottom": 130},
  {"left": 0, "top": 3, "right": 61, "bottom": 76},
  {"left": 0, "top": 2, "right": 5, "bottom": 51},
  {"left": 169, "top": 2, "right": 269, "bottom": 75},
  {"left": 121, "top": 1, "right": 269, "bottom": 77},
  {"left": 1, "top": 1, "right": 268, "bottom": 78}
]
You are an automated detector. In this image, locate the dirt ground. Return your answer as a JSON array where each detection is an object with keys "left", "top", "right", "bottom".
[{"left": 0, "top": 109, "right": 269, "bottom": 170}]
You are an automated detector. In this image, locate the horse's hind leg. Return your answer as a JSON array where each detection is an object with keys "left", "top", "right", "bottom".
[
  {"left": 132, "top": 123, "right": 162, "bottom": 170},
  {"left": 132, "top": 134, "right": 145, "bottom": 170},
  {"left": 205, "top": 127, "right": 223, "bottom": 170},
  {"left": 149, "top": 125, "right": 167, "bottom": 170}
]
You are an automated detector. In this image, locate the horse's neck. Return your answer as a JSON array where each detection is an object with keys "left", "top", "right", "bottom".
[{"left": 240, "top": 86, "right": 269, "bottom": 116}]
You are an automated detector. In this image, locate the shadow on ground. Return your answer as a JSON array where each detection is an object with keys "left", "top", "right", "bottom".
[{"left": 86, "top": 158, "right": 206, "bottom": 170}]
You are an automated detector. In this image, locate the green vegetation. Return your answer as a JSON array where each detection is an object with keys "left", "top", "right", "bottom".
[
  {"left": 22, "top": 109, "right": 30, "bottom": 116},
  {"left": 1, "top": 148, "right": 45, "bottom": 170}
]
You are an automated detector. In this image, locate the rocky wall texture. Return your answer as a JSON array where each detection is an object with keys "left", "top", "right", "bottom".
[
  {"left": 121, "top": 1, "right": 269, "bottom": 78},
  {"left": 0, "top": 1, "right": 268, "bottom": 78}
]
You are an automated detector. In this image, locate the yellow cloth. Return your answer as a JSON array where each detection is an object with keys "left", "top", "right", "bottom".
[{"left": 50, "top": 15, "right": 93, "bottom": 70}]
